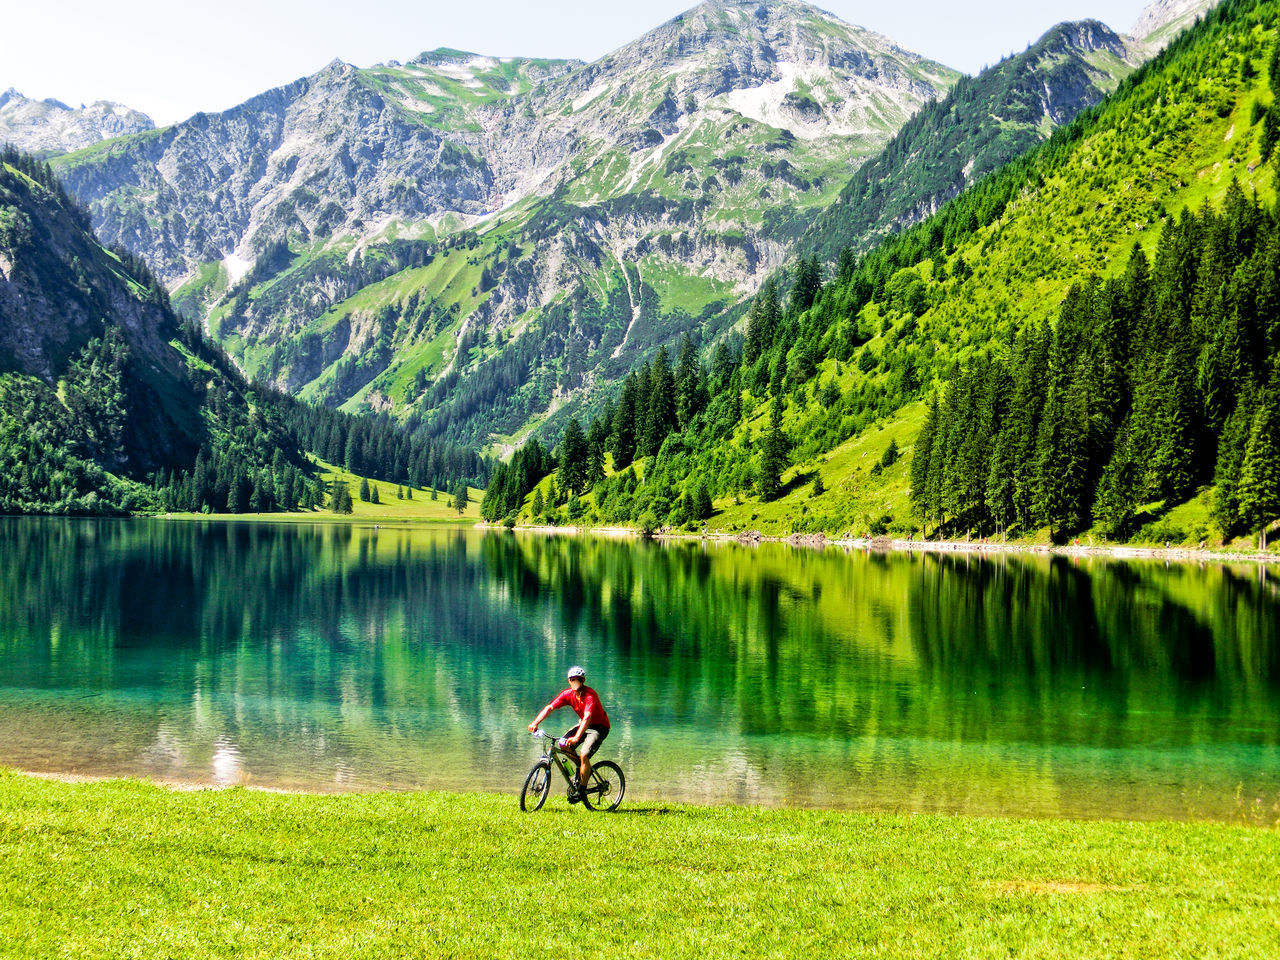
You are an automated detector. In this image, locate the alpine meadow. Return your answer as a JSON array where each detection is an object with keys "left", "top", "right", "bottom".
[{"left": 3, "top": 2, "right": 1280, "bottom": 958}]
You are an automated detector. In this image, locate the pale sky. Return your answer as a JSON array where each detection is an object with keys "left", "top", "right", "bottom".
[{"left": 4, "top": 1, "right": 1157, "bottom": 125}]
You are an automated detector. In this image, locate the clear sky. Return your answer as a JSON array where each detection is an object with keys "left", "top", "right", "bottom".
[{"left": 3, "top": 1, "right": 1157, "bottom": 125}]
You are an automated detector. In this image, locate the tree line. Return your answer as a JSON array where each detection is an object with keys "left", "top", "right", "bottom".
[{"left": 911, "top": 184, "right": 1280, "bottom": 543}]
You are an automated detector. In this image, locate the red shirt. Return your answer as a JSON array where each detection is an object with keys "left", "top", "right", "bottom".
[{"left": 550, "top": 685, "right": 610, "bottom": 729}]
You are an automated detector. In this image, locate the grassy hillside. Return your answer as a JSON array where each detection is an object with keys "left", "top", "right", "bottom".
[
  {"left": 2, "top": 773, "right": 1276, "bottom": 959},
  {"left": 798, "top": 19, "right": 1138, "bottom": 264},
  {"left": 512, "top": 0, "right": 1280, "bottom": 549}
]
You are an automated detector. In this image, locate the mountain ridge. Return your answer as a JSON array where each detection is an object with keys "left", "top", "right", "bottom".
[{"left": 0, "top": 88, "right": 154, "bottom": 155}]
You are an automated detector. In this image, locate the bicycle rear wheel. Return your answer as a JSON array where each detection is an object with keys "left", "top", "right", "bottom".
[
  {"left": 520, "top": 759, "right": 552, "bottom": 812},
  {"left": 581, "top": 760, "right": 625, "bottom": 812}
]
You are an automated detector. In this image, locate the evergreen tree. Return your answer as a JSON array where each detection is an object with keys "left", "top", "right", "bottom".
[
  {"left": 758, "top": 400, "right": 790, "bottom": 502},
  {"left": 1237, "top": 381, "right": 1280, "bottom": 545},
  {"left": 675, "top": 334, "right": 706, "bottom": 429},
  {"left": 531, "top": 487, "right": 544, "bottom": 518},
  {"left": 743, "top": 280, "right": 781, "bottom": 363},
  {"left": 370, "top": 483, "right": 380, "bottom": 505},
  {"left": 558, "top": 417, "right": 589, "bottom": 496},
  {"left": 454, "top": 481, "right": 470, "bottom": 515},
  {"left": 331, "top": 480, "right": 353, "bottom": 514},
  {"left": 359, "top": 477, "right": 371, "bottom": 502},
  {"left": 690, "top": 482, "right": 713, "bottom": 520},
  {"left": 911, "top": 395, "right": 939, "bottom": 533},
  {"left": 641, "top": 347, "right": 677, "bottom": 457},
  {"left": 586, "top": 439, "right": 605, "bottom": 487},
  {"left": 1094, "top": 424, "right": 1141, "bottom": 539},
  {"left": 611, "top": 373, "right": 639, "bottom": 470},
  {"left": 790, "top": 256, "right": 823, "bottom": 315},
  {"left": 1212, "top": 386, "right": 1258, "bottom": 535}
]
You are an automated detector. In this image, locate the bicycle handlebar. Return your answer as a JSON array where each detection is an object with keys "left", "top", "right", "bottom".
[{"left": 531, "top": 730, "right": 571, "bottom": 751}]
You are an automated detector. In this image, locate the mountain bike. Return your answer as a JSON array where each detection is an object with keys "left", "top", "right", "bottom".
[{"left": 520, "top": 730, "right": 625, "bottom": 812}]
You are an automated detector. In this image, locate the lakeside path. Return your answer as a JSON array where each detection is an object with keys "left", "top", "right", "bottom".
[{"left": 2, "top": 770, "right": 1277, "bottom": 958}]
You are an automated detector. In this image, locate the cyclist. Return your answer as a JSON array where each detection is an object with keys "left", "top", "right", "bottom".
[{"left": 527, "top": 665, "right": 611, "bottom": 801}]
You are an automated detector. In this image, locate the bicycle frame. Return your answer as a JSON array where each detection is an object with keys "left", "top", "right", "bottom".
[{"left": 531, "top": 730, "right": 581, "bottom": 787}]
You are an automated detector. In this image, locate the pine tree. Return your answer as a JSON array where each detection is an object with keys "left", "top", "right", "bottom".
[
  {"left": 675, "top": 334, "right": 705, "bottom": 429},
  {"left": 641, "top": 347, "right": 677, "bottom": 457},
  {"left": 454, "top": 481, "right": 470, "bottom": 515},
  {"left": 370, "top": 483, "right": 380, "bottom": 505},
  {"left": 611, "top": 373, "right": 639, "bottom": 470},
  {"left": 586, "top": 439, "right": 605, "bottom": 487},
  {"left": 744, "top": 280, "right": 780, "bottom": 363},
  {"left": 789, "top": 256, "right": 822, "bottom": 315},
  {"left": 911, "top": 394, "right": 940, "bottom": 534},
  {"left": 1212, "top": 386, "right": 1258, "bottom": 535},
  {"left": 359, "top": 477, "right": 371, "bottom": 502},
  {"left": 558, "top": 417, "right": 588, "bottom": 496},
  {"left": 758, "top": 400, "right": 790, "bottom": 502},
  {"left": 691, "top": 482, "right": 713, "bottom": 519},
  {"left": 1237, "top": 382, "right": 1280, "bottom": 547},
  {"left": 331, "top": 480, "right": 353, "bottom": 514},
  {"left": 531, "top": 487, "right": 544, "bottom": 518},
  {"left": 1094, "top": 424, "right": 1140, "bottom": 539}
]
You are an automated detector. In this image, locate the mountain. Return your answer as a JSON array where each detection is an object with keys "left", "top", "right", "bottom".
[
  {"left": 797, "top": 0, "right": 1222, "bottom": 263},
  {"left": 0, "top": 89, "right": 154, "bottom": 155},
  {"left": 0, "top": 147, "right": 486, "bottom": 515},
  {"left": 797, "top": 19, "right": 1139, "bottom": 262},
  {"left": 1130, "top": 0, "right": 1221, "bottom": 49},
  {"left": 49, "top": 0, "right": 959, "bottom": 447},
  {"left": 0, "top": 148, "right": 205, "bottom": 498},
  {"left": 490, "top": 0, "right": 1280, "bottom": 547}
]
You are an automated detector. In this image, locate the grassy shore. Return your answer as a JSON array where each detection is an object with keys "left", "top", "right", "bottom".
[
  {"left": 2, "top": 773, "right": 1277, "bottom": 958},
  {"left": 155, "top": 460, "right": 483, "bottom": 525}
]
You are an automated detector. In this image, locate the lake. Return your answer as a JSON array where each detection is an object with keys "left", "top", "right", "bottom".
[{"left": 2, "top": 517, "right": 1277, "bottom": 823}]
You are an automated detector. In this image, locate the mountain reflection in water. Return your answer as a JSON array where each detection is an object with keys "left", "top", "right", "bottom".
[{"left": 1, "top": 518, "right": 1276, "bottom": 822}]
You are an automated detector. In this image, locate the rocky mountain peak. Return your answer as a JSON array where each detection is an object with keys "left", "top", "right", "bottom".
[
  {"left": 1129, "top": 0, "right": 1220, "bottom": 45},
  {"left": 0, "top": 89, "right": 154, "bottom": 155},
  {"left": 1042, "top": 19, "right": 1129, "bottom": 58}
]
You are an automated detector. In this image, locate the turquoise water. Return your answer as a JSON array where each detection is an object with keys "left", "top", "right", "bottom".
[{"left": 1, "top": 517, "right": 1277, "bottom": 822}]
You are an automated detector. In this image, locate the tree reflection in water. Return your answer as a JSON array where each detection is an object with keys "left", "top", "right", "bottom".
[{"left": 1, "top": 518, "right": 1276, "bottom": 821}]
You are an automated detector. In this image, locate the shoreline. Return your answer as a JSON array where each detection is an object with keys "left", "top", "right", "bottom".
[
  {"left": 487, "top": 523, "right": 1280, "bottom": 566},
  {"left": 5, "top": 768, "right": 1273, "bottom": 829}
]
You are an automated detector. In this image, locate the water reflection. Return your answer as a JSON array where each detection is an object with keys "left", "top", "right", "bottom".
[{"left": 1, "top": 518, "right": 1277, "bottom": 822}]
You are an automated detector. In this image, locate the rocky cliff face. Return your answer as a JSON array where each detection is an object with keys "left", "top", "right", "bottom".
[
  {"left": 0, "top": 89, "right": 154, "bottom": 155},
  {"left": 0, "top": 152, "right": 201, "bottom": 474},
  {"left": 1129, "top": 0, "right": 1221, "bottom": 49},
  {"left": 49, "top": 0, "right": 959, "bottom": 445}
]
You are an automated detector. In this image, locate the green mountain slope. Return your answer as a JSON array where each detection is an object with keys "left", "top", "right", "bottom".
[
  {"left": 496, "top": 0, "right": 1280, "bottom": 548},
  {"left": 0, "top": 150, "right": 486, "bottom": 515},
  {"left": 797, "top": 19, "right": 1138, "bottom": 264}
]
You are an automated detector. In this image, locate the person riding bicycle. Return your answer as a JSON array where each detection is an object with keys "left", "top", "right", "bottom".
[{"left": 527, "top": 665, "right": 610, "bottom": 801}]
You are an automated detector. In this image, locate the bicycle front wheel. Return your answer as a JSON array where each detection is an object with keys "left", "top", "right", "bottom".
[
  {"left": 520, "top": 759, "right": 552, "bottom": 812},
  {"left": 581, "top": 760, "right": 625, "bottom": 811}
]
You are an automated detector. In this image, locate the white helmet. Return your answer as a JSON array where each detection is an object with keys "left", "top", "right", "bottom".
[{"left": 567, "top": 665, "right": 586, "bottom": 680}]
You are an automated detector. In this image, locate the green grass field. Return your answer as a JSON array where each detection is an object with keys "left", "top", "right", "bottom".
[
  {"left": 1, "top": 772, "right": 1276, "bottom": 958},
  {"left": 160, "top": 460, "right": 481, "bottom": 525}
]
